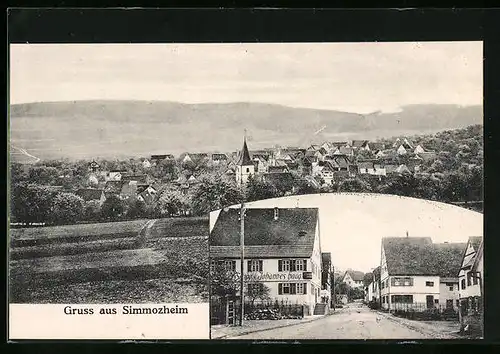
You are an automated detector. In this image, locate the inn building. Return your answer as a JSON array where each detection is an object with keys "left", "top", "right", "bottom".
[{"left": 210, "top": 207, "right": 329, "bottom": 316}]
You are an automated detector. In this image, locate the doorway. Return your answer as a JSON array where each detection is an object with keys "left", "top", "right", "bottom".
[{"left": 426, "top": 295, "right": 434, "bottom": 309}]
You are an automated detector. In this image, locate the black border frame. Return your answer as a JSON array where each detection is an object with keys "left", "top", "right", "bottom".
[{"left": 5, "top": 7, "right": 500, "bottom": 348}]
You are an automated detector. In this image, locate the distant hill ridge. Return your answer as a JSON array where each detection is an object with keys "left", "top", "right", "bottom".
[{"left": 10, "top": 100, "right": 483, "bottom": 161}]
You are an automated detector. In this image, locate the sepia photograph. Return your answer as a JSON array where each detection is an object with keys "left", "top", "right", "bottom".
[
  {"left": 8, "top": 41, "right": 483, "bottom": 340},
  {"left": 205, "top": 41, "right": 484, "bottom": 340}
]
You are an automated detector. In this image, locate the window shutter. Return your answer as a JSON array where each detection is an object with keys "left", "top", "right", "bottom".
[
  {"left": 278, "top": 260, "right": 282, "bottom": 272},
  {"left": 247, "top": 260, "right": 252, "bottom": 271},
  {"left": 291, "top": 260, "right": 296, "bottom": 271},
  {"left": 290, "top": 283, "right": 296, "bottom": 295},
  {"left": 259, "top": 260, "right": 263, "bottom": 272},
  {"left": 303, "top": 260, "right": 307, "bottom": 271},
  {"left": 278, "top": 283, "right": 283, "bottom": 295},
  {"left": 303, "top": 283, "right": 307, "bottom": 294}
]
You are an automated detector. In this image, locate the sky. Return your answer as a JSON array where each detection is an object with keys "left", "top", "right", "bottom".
[
  {"left": 9, "top": 42, "right": 482, "bottom": 114},
  {"left": 210, "top": 194, "right": 483, "bottom": 273}
]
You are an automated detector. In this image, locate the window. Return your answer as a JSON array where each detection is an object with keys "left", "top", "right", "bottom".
[
  {"left": 467, "top": 272, "right": 472, "bottom": 286},
  {"left": 246, "top": 168, "right": 250, "bottom": 173},
  {"left": 426, "top": 281, "right": 434, "bottom": 287},
  {"left": 434, "top": 299, "right": 439, "bottom": 304},
  {"left": 391, "top": 295, "right": 413, "bottom": 304},
  {"left": 295, "top": 260, "right": 307, "bottom": 271},
  {"left": 224, "top": 260, "right": 236, "bottom": 271},
  {"left": 473, "top": 273, "right": 479, "bottom": 285},
  {"left": 449, "top": 286, "right": 454, "bottom": 291},
  {"left": 461, "top": 279, "right": 466, "bottom": 289},
  {"left": 391, "top": 277, "right": 413, "bottom": 287},
  {"left": 456, "top": 299, "right": 460, "bottom": 307},
  {"left": 278, "top": 283, "right": 307, "bottom": 295},
  {"left": 296, "top": 283, "right": 307, "bottom": 295},
  {"left": 278, "top": 259, "right": 307, "bottom": 272},
  {"left": 248, "top": 260, "right": 263, "bottom": 272},
  {"left": 279, "top": 260, "right": 291, "bottom": 272}
]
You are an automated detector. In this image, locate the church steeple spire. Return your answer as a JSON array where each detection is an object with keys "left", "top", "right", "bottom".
[{"left": 238, "top": 132, "right": 252, "bottom": 166}]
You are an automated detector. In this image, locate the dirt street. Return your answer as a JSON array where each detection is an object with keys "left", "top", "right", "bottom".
[{"left": 230, "top": 301, "right": 457, "bottom": 340}]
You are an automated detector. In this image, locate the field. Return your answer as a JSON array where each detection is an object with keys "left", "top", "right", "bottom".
[{"left": 9, "top": 218, "right": 209, "bottom": 303}]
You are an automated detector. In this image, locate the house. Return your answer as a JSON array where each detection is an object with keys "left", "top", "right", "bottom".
[
  {"left": 142, "top": 159, "right": 152, "bottom": 168},
  {"left": 88, "top": 160, "right": 100, "bottom": 172},
  {"left": 342, "top": 270, "right": 365, "bottom": 289},
  {"left": 363, "top": 272, "right": 374, "bottom": 302},
  {"left": 120, "top": 180, "right": 139, "bottom": 200},
  {"left": 333, "top": 146, "right": 354, "bottom": 157},
  {"left": 393, "top": 138, "right": 414, "bottom": 150},
  {"left": 268, "top": 165, "right": 289, "bottom": 174},
  {"left": 137, "top": 185, "right": 158, "bottom": 205},
  {"left": 369, "top": 142, "right": 386, "bottom": 154},
  {"left": 352, "top": 140, "right": 370, "bottom": 150},
  {"left": 373, "top": 164, "right": 387, "bottom": 176},
  {"left": 210, "top": 207, "right": 325, "bottom": 317},
  {"left": 317, "top": 163, "right": 335, "bottom": 185},
  {"left": 414, "top": 145, "right": 426, "bottom": 154},
  {"left": 380, "top": 237, "right": 466, "bottom": 312},
  {"left": 150, "top": 154, "right": 175, "bottom": 166},
  {"left": 396, "top": 145, "right": 408, "bottom": 155},
  {"left": 384, "top": 164, "right": 398, "bottom": 175},
  {"left": 122, "top": 174, "right": 148, "bottom": 185},
  {"left": 235, "top": 137, "right": 255, "bottom": 186},
  {"left": 307, "top": 144, "right": 321, "bottom": 152},
  {"left": 418, "top": 151, "right": 438, "bottom": 162},
  {"left": 321, "top": 253, "right": 333, "bottom": 308},
  {"left": 458, "top": 236, "right": 483, "bottom": 334},
  {"left": 106, "top": 170, "right": 125, "bottom": 182},
  {"left": 182, "top": 153, "right": 209, "bottom": 164},
  {"left": 394, "top": 164, "right": 411, "bottom": 175},
  {"left": 104, "top": 180, "right": 124, "bottom": 196},
  {"left": 76, "top": 188, "right": 106, "bottom": 206},
  {"left": 211, "top": 153, "right": 228, "bottom": 164},
  {"left": 252, "top": 156, "right": 269, "bottom": 173},
  {"left": 358, "top": 161, "right": 375, "bottom": 175}
]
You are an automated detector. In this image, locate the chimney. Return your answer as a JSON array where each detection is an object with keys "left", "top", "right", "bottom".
[
  {"left": 406, "top": 231, "right": 409, "bottom": 238},
  {"left": 274, "top": 207, "right": 279, "bottom": 221}
]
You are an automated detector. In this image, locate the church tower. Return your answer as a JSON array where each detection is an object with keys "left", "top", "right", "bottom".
[{"left": 235, "top": 136, "right": 254, "bottom": 186}]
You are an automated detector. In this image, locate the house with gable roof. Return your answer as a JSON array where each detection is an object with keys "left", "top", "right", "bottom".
[
  {"left": 380, "top": 237, "right": 466, "bottom": 312},
  {"left": 76, "top": 188, "right": 106, "bottom": 206},
  {"left": 210, "top": 207, "right": 324, "bottom": 317},
  {"left": 458, "top": 237, "right": 483, "bottom": 322},
  {"left": 341, "top": 270, "right": 365, "bottom": 289}
]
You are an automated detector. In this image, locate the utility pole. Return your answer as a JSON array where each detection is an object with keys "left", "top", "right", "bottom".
[
  {"left": 239, "top": 198, "right": 245, "bottom": 326},
  {"left": 239, "top": 129, "right": 246, "bottom": 327},
  {"left": 332, "top": 266, "right": 336, "bottom": 311}
]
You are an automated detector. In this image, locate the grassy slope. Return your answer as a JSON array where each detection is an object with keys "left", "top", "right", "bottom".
[{"left": 9, "top": 219, "right": 209, "bottom": 303}]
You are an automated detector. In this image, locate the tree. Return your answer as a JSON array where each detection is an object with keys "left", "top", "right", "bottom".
[
  {"left": 28, "top": 166, "right": 60, "bottom": 185},
  {"left": 126, "top": 198, "right": 148, "bottom": 219},
  {"left": 245, "top": 283, "right": 271, "bottom": 306},
  {"left": 84, "top": 200, "right": 102, "bottom": 221},
  {"left": 100, "top": 195, "right": 125, "bottom": 220},
  {"left": 51, "top": 192, "right": 85, "bottom": 224},
  {"left": 338, "top": 178, "right": 372, "bottom": 193},
  {"left": 190, "top": 173, "right": 243, "bottom": 216},
  {"left": 10, "top": 183, "right": 57, "bottom": 223},
  {"left": 210, "top": 262, "right": 240, "bottom": 299},
  {"left": 153, "top": 188, "right": 188, "bottom": 217},
  {"left": 245, "top": 175, "right": 278, "bottom": 202}
]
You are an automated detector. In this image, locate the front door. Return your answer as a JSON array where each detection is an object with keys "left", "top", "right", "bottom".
[{"left": 426, "top": 295, "right": 434, "bottom": 309}]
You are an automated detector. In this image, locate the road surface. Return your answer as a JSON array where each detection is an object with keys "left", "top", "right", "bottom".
[{"left": 231, "top": 302, "right": 450, "bottom": 340}]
